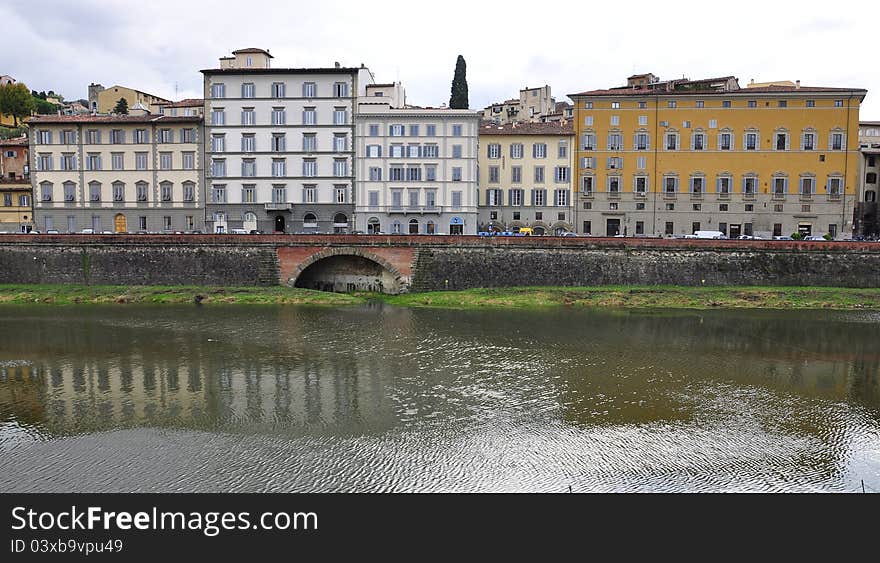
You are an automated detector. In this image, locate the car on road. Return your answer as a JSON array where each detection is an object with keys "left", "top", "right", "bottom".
[
  {"left": 737, "top": 234, "right": 761, "bottom": 240},
  {"left": 803, "top": 235, "right": 828, "bottom": 241},
  {"left": 772, "top": 235, "right": 794, "bottom": 240}
]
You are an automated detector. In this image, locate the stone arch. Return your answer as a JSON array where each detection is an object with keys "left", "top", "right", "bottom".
[{"left": 288, "top": 247, "right": 407, "bottom": 294}]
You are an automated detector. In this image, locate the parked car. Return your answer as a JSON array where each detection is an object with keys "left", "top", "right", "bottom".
[
  {"left": 803, "top": 235, "right": 827, "bottom": 241},
  {"left": 46, "top": 229, "right": 60, "bottom": 234},
  {"left": 694, "top": 230, "right": 727, "bottom": 239},
  {"left": 773, "top": 235, "right": 794, "bottom": 240},
  {"left": 560, "top": 231, "right": 578, "bottom": 238},
  {"left": 738, "top": 234, "right": 760, "bottom": 240},
  {"left": 79, "top": 228, "right": 94, "bottom": 234}
]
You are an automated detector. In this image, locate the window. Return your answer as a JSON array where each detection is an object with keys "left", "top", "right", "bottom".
[
  {"left": 709, "top": 119, "right": 717, "bottom": 129},
  {"left": 635, "top": 133, "right": 649, "bottom": 151},
  {"left": 37, "top": 130, "right": 52, "bottom": 144},
  {"left": 775, "top": 132, "right": 788, "bottom": 151},
  {"left": 486, "top": 189, "right": 502, "bottom": 206},
  {"left": 390, "top": 124, "right": 405, "bottom": 137},
  {"left": 584, "top": 116, "right": 593, "bottom": 126},
  {"left": 748, "top": 100, "right": 757, "bottom": 108},
  {"left": 719, "top": 132, "right": 732, "bottom": 151},
  {"left": 160, "top": 182, "right": 172, "bottom": 202},
  {"left": 272, "top": 185, "right": 287, "bottom": 203},
  {"left": 368, "top": 191, "right": 379, "bottom": 207},
  {"left": 773, "top": 177, "right": 787, "bottom": 195},
  {"left": 555, "top": 190, "right": 568, "bottom": 207},
  {"left": 271, "top": 134, "right": 286, "bottom": 152},
  {"left": 746, "top": 204, "right": 754, "bottom": 212},
  {"left": 607, "top": 133, "right": 622, "bottom": 151},
  {"left": 743, "top": 177, "right": 757, "bottom": 195},
  {"left": 719, "top": 204, "right": 728, "bottom": 212},
  {"left": 158, "top": 129, "right": 173, "bottom": 143},
  {"left": 273, "top": 159, "right": 288, "bottom": 177},
  {"left": 407, "top": 166, "right": 422, "bottom": 181},
  {"left": 535, "top": 166, "right": 545, "bottom": 183},
  {"left": 303, "top": 82, "right": 317, "bottom": 98},
  {"left": 333, "top": 82, "right": 349, "bottom": 97},
  {"left": 159, "top": 152, "right": 172, "bottom": 170},
  {"left": 427, "top": 125, "right": 436, "bottom": 137},
  {"left": 637, "top": 156, "right": 646, "bottom": 169},
  {"left": 610, "top": 115, "right": 620, "bottom": 126},
  {"left": 271, "top": 107, "right": 286, "bottom": 125},
  {"left": 511, "top": 166, "right": 522, "bottom": 184},
  {"left": 581, "top": 134, "right": 596, "bottom": 150},
  {"left": 666, "top": 132, "right": 678, "bottom": 150},
  {"left": 211, "top": 159, "right": 226, "bottom": 177},
  {"left": 426, "top": 165, "right": 437, "bottom": 182},
  {"left": 745, "top": 132, "right": 758, "bottom": 150},
  {"left": 211, "top": 135, "right": 225, "bottom": 152},
  {"left": 61, "top": 153, "right": 76, "bottom": 171},
  {"left": 452, "top": 167, "right": 462, "bottom": 182},
  {"left": 696, "top": 101, "right": 704, "bottom": 109},
  {"left": 489, "top": 166, "right": 500, "bottom": 183},
  {"left": 241, "top": 83, "right": 255, "bottom": 98},
  {"left": 664, "top": 176, "right": 678, "bottom": 194},
  {"left": 86, "top": 129, "right": 100, "bottom": 144},
  {"left": 581, "top": 176, "right": 594, "bottom": 194},
  {"left": 239, "top": 184, "right": 254, "bottom": 203},
  {"left": 533, "top": 143, "right": 547, "bottom": 158},
  {"left": 242, "top": 134, "right": 256, "bottom": 152},
  {"left": 607, "top": 157, "right": 622, "bottom": 170},
  {"left": 834, "top": 100, "right": 843, "bottom": 107},
  {"left": 665, "top": 222, "right": 674, "bottom": 235},
  {"left": 692, "top": 133, "right": 705, "bottom": 151},
  {"left": 667, "top": 101, "right": 677, "bottom": 108},
  {"left": 717, "top": 177, "right": 731, "bottom": 194},
  {"left": 555, "top": 167, "right": 570, "bottom": 183},
  {"left": 509, "top": 189, "right": 524, "bottom": 206},
  {"left": 452, "top": 125, "right": 463, "bottom": 137},
  {"left": 182, "top": 152, "right": 195, "bottom": 170},
  {"left": 112, "top": 182, "right": 124, "bottom": 202},
  {"left": 86, "top": 153, "right": 102, "bottom": 171},
  {"left": 635, "top": 176, "right": 647, "bottom": 194},
  {"left": 611, "top": 102, "right": 620, "bottom": 109},
  {"left": 722, "top": 100, "right": 731, "bottom": 108},
  {"left": 89, "top": 182, "right": 101, "bottom": 202},
  {"left": 302, "top": 186, "right": 316, "bottom": 204},
  {"left": 581, "top": 157, "right": 595, "bottom": 169},
  {"left": 271, "top": 82, "right": 286, "bottom": 98},
  {"left": 181, "top": 128, "right": 196, "bottom": 143},
  {"left": 333, "top": 107, "right": 347, "bottom": 125},
  {"left": 109, "top": 129, "right": 124, "bottom": 144},
  {"left": 335, "top": 185, "right": 347, "bottom": 204},
  {"left": 691, "top": 177, "right": 704, "bottom": 194},
  {"left": 37, "top": 154, "right": 53, "bottom": 171},
  {"left": 211, "top": 185, "right": 226, "bottom": 204},
  {"left": 452, "top": 145, "right": 462, "bottom": 159},
  {"left": 137, "top": 182, "right": 149, "bottom": 202},
  {"left": 534, "top": 189, "right": 546, "bottom": 206},
  {"left": 778, "top": 100, "right": 787, "bottom": 108},
  {"left": 135, "top": 152, "right": 148, "bottom": 170},
  {"left": 303, "top": 133, "right": 317, "bottom": 152},
  {"left": 333, "top": 158, "right": 348, "bottom": 177},
  {"left": 831, "top": 133, "right": 843, "bottom": 151},
  {"left": 802, "top": 132, "right": 815, "bottom": 151},
  {"left": 211, "top": 83, "right": 225, "bottom": 98},
  {"left": 241, "top": 159, "right": 256, "bottom": 177},
  {"left": 828, "top": 177, "right": 842, "bottom": 196},
  {"left": 585, "top": 102, "right": 593, "bottom": 109},
  {"left": 607, "top": 177, "right": 620, "bottom": 193},
  {"left": 774, "top": 204, "right": 784, "bottom": 212},
  {"left": 183, "top": 182, "right": 194, "bottom": 202},
  {"left": 800, "top": 177, "right": 815, "bottom": 196},
  {"left": 488, "top": 144, "right": 501, "bottom": 159},
  {"left": 211, "top": 108, "right": 225, "bottom": 126},
  {"left": 302, "top": 159, "right": 317, "bottom": 177},
  {"left": 409, "top": 125, "right": 420, "bottom": 137},
  {"left": 302, "top": 107, "right": 316, "bottom": 125}
]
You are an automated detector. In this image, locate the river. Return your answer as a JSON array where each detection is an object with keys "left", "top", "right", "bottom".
[{"left": 1, "top": 304, "right": 878, "bottom": 492}]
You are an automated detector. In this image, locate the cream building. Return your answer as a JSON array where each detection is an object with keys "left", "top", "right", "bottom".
[
  {"left": 91, "top": 84, "right": 172, "bottom": 115},
  {"left": 482, "top": 85, "right": 562, "bottom": 125},
  {"left": 477, "top": 121, "right": 574, "bottom": 234},
  {"left": 203, "top": 48, "right": 374, "bottom": 233},
  {"left": 354, "top": 83, "right": 480, "bottom": 234},
  {"left": 29, "top": 114, "right": 205, "bottom": 233}
]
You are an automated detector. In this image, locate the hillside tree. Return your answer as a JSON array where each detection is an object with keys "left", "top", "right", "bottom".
[{"left": 0, "top": 83, "right": 36, "bottom": 126}]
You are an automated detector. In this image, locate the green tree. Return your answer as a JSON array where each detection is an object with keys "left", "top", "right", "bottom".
[
  {"left": 0, "top": 83, "right": 36, "bottom": 126},
  {"left": 33, "top": 98, "right": 59, "bottom": 115},
  {"left": 449, "top": 55, "right": 468, "bottom": 109},
  {"left": 113, "top": 97, "right": 129, "bottom": 115}
]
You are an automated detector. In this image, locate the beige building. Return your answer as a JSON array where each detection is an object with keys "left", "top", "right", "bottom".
[
  {"left": 482, "top": 85, "right": 564, "bottom": 125},
  {"left": 0, "top": 136, "right": 33, "bottom": 232},
  {"left": 477, "top": 121, "right": 575, "bottom": 235},
  {"left": 91, "top": 84, "right": 171, "bottom": 115},
  {"left": 158, "top": 98, "right": 205, "bottom": 118},
  {"left": 29, "top": 114, "right": 205, "bottom": 233},
  {"left": 355, "top": 83, "right": 481, "bottom": 235}
]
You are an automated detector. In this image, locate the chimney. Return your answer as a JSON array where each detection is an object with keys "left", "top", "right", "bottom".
[{"left": 796, "top": 80, "right": 801, "bottom": 89}]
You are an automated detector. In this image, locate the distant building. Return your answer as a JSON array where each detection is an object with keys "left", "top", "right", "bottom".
[
  {"left": 29, "top": 114, "right": 205, "bottom": 233},
  {"left": 92, "top": 84, "right": 171, "bottom": 115},
  {"left": 477, "top": 121, "right": 574, "bottom": 235},
  {"left": 482, "top": 85, "right": 567, "bottom": 125},
  {"left": 0, "top": 136, "right": 33, "bottom": 232},
  {"left": 354, "top": 83, "right": 481, "bottom": 235},
  {"left": 0, "top": 75, "right": 14, "bottom": 86},
  {"left": 157, "top": 99, "right": 205, "bottom": 118}
]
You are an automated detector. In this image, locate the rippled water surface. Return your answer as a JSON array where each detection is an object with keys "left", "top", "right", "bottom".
[{"left": 1, "top": 304, "right": 879, "bottom": 492}]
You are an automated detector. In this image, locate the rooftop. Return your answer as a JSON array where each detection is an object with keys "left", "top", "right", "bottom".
[
  {"left": 202, "top": 66, "right": 365, "bottom": 75},
  {"left": 232, "top": 48, "right": 273, "bottom": 58},
  {"left": 0, "top": 136, "right": 28, "bottom": 146},
  {"left": 479, "top": 121, "right": 574, "bottom": 135},
  {"left": 161, "top": 98, "right": 204, "bottom": 108},
  {"left": 571, "top": 74, "right": 866, "bottom": 98},
  {"left": 27, "top": 114, "right": 203, "bottom": 124}
]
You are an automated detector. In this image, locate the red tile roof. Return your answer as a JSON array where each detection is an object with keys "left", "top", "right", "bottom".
[
  {"left": 571, "top": 84, "right": 866, "bottom": 97},
  {"left": 232, "top": 48, "right": 273, "bottom": 57},
  {"left": 0, "top": 136, "right": 28, "bottom": 146},
  {"left": 27, "top": 114, "right": 203, "bottom": 124},
  {"left": 479, "top": 121, "right": 574, "bottom": 135},
  {"left": 162, "top": 98, "right": 204, "bottom": 108}
]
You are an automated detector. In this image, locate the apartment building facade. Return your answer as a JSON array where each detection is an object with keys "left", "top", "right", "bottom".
[
  {"left": 29, "top": 114, "right": 205, "bottom": 233},
  {"left": 570, "top": 74, "right": 866, "bottom": 239},
  {"left": 477, "top": 121, "right": 574, "bottom": 234},
  {"left": 854, "top": 121, "right": 880, "bottom": 236},
  {"left": 483, "top": 85, "right": 563, "bottom": 125},
  {"left": 354, "top": 83, "right": 480, "bottom": 235},
  {"left": 202, "top": 48, "right": 373, "bottom": 233},
  {"left": 0, "top": 136, "right": 32, "bottom": 232}
]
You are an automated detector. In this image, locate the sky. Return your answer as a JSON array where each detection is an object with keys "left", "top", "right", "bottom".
[{"left": 4, "top": 0, "right": 878, "bottom": 117}]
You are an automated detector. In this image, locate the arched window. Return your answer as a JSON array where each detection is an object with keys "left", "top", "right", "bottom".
[
  {"left": 367, "top": 217, "right": 380, "bottom": 234},
  {"left": 303, "top": 213, "right": 318, "bottom": 226},
  {"left": 333, "top": 213, "right": 348, "bottom": 225},
  {"left": 408, "top": 218, "right": 419, "bottom": 234}
]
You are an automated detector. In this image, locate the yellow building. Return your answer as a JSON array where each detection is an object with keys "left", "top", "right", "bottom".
[
  {"left": 93, "top": 85, "right": 171, "bottom": 115},
  {"left": 569, "top": 74, "right": 867, "bottom": 239},
  {"left": 0, "top": 136, "right": 33, "bottom": 232},
  {"left": 477, "top": 121, "right": 574, "bottom": 234}
]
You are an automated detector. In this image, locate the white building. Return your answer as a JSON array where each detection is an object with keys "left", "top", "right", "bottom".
[
  {"left": 202, "top": 48, "right": 374, "bottom": 233},
  {"left": 354, "top": 83, "right": 480, "bottom": 234}
]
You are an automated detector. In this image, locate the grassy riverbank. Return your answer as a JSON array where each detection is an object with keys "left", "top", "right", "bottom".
[
  {"left": 0, "top": 284, "right": 361, "bottom": 305},
  {"left": 378, "top": 286, "right": 880, "bottom": 311},
  {"left": 2, "top": 284, "right": 880, "bottom": 310}
]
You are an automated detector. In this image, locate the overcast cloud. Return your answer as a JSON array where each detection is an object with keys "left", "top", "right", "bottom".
[{"left": 3, "top": 0, "right": 877, "bottom": 117}]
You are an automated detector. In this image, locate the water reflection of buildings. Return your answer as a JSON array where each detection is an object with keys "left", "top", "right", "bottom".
[{"left": 0, "top": 356, "right": 396, "bottom": 437}]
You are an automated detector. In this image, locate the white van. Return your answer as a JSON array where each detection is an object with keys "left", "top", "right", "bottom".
[{"left": 693, "top": 230, "right": 726, "bottom": 239}]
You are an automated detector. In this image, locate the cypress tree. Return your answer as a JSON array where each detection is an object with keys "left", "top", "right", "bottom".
[
  {"left": 113, "top": 97, "right": 129, "bottom": 115},
  {"left": 449, "top": 55, "right": 468, "bottom": 109}
]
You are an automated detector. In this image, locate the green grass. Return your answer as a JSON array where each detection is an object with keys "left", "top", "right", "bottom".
[
  {"left": 374, "top": 286, "right": 880, "bottom": 311},
  {"left": 2, "top": 284, "right": 880, "bottom": 311},
  {"left": 0, "top": 284, "right": 362, "bottom": 306}
]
